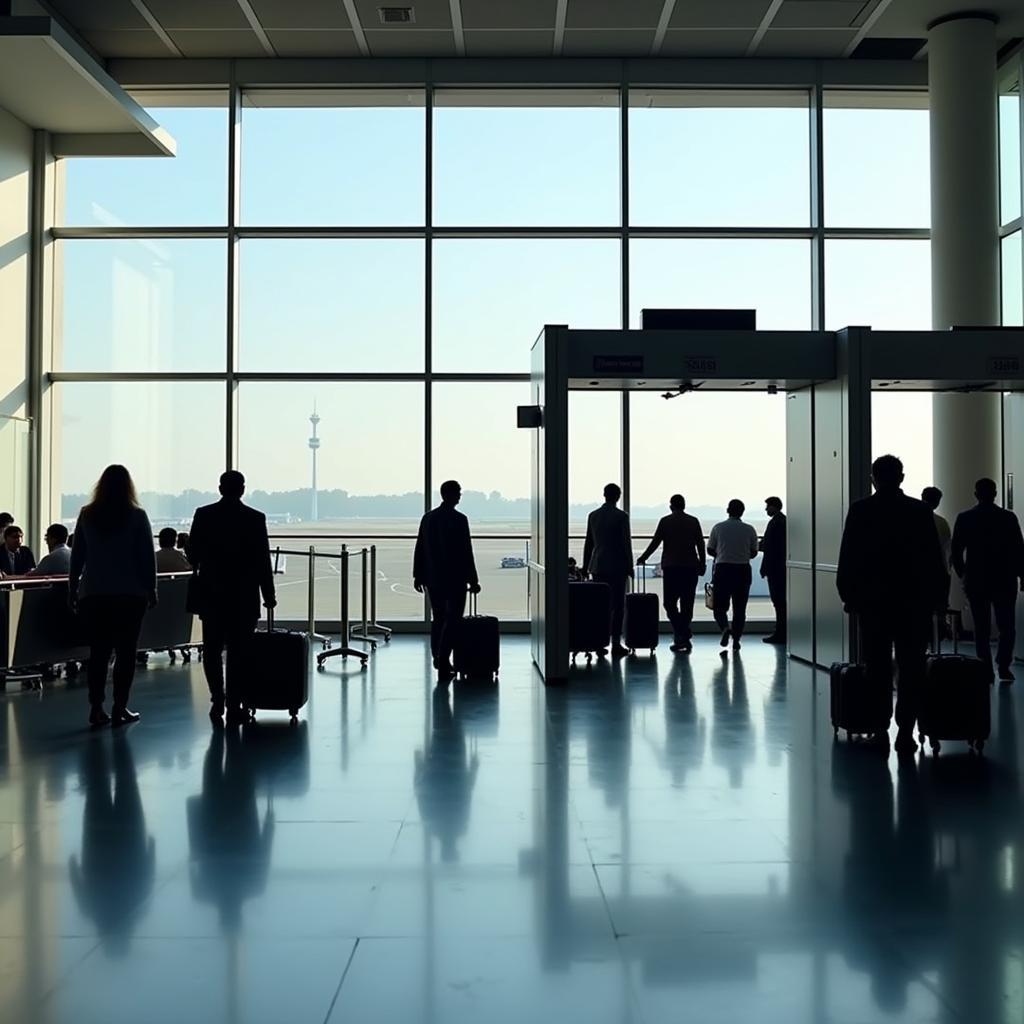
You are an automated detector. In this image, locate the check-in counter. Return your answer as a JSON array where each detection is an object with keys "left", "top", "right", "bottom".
[{"left": 1, "top": 572, "right": 201, "bottom": 673}]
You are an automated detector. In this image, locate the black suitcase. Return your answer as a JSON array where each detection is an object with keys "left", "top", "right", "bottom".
[
  {"left": 454, "top": 594, "right": 499, "bottom": 682},
  {"left": 232, "top": 609, "right": 310, "bottom": 721},
  {"left": 624, "top": 573, "right": 659, "bottom": 655},
  {"left": 919, "top": 612, "right": 990, "bottom": 755},
  {"left": 830, "top": 660, "right": 892, "bottom": 741},
  {"left": 569, "top": 581, "right": 610, "bottom": 663}
]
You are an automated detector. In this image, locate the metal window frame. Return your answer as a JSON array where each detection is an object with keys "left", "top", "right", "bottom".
[{"left": 44, "top": 70, "right": 957, "bottom": 629}]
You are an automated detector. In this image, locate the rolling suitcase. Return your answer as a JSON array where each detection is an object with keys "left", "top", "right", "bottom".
[
  {"left": 454, "top": 594, "right": 500, "bottom": 682},
  {"left": 919, "top": 611, "right": 990, "bottom": 755},
  {"left": 830, "top": 644, "right": 892, "bottom": 742},
  {"left": 569, "top": 581, "right": 610, "bottom": 663},
  {"left": 233, "top": 608, "right": 310, "bottom": 721},
  {"left": 624, "top": 572, "right": 659, "bottom": 655}
]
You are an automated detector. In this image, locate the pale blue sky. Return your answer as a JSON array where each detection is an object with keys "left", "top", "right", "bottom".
[{"left": 57, "top": 95, "right": 970, "bottom": 508}]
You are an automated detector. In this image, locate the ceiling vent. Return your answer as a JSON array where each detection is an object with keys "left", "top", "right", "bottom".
[{"left": 378, "top": 6, "right": 415, "bottom": 24}]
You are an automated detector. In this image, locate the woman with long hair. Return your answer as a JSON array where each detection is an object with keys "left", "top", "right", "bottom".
[{"left": 69, "top": 465, "right": 157, "bottom": 727}]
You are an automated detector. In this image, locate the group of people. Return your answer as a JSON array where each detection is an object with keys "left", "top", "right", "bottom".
[
  {"left": 579, "top": 483, "right": 787, "bottom": 657},
  {"left": 0, "top": 513, "right": 74, "bottom": 577},
  {"left": 837, "top": 455, "right": 1024, "bottom": 754}
]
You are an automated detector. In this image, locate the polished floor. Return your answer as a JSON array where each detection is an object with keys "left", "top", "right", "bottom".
[{"left": 1, "top": 638, "right": 1022, "bottom": 1023}]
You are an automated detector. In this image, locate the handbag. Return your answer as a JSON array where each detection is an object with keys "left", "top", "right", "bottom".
[{"left": 704, "top": 582, "right": 715, "bottom": 611}]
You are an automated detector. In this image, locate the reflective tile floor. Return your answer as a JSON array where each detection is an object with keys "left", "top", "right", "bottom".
[{"left": 2, "top": 638, "right": 1024, "bottom": 1023}]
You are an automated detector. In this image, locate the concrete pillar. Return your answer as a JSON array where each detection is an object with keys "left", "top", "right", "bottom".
[{"left": 929, "top": 14, "right": 1002, "bottom": 527}]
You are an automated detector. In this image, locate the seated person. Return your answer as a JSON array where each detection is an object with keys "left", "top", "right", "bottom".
[
  {"left": 1, "top": 525, "right": 36, "bottom": 576},
  {"left": 29, "top": 523, "right": 72, "bottom": 576},
  {"left": 176, "top": 531, "right": 191, "bottom": 562},
  {"left": 156, "top": 527, "right": 192, "bottom": 572}
]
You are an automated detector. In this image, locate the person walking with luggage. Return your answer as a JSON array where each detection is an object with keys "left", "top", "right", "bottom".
[
  {"left": 707, "top": 500, "right": 759, "bottom": 653},
  {"left": 759, "top": 496, "right": 787, "bottom": 645},
  {"left": 68, "top": 464, "right": 156, "bottom": 727},
  {"left": 637, "top": 494, "right": 705, "bottom": 654},
  {"left": 837, "top": 455, "right": 948, "bottom": 754},
  {"left": 583, "top": 483, "right": 634, "bottom": 657},
  {"left": 414, "top": 480, "right": 480, "bottom": 680},
  {"left": 951, "top": 477, "right": 1024, "bottom": 683},
  {"left": 188, "top": 471, "right": 277, "bottom": 723}
]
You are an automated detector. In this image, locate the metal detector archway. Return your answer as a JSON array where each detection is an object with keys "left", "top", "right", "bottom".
[{"left": 527, "top": 325, "right": 842, "bottom": 683}]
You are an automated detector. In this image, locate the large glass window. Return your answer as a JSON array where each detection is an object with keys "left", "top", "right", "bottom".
[
  {"left": 824, "top": 93, "right": 930, "bottom": 228},
  {"left": 432, "top": 240, "right": 619, "bottom": 373},
  {"left": 238, "top": 239, "right": 424, "bottom": 371},
  {"left": 1003, "top": 231, "right": 1023, "bottom": 327},
  {"left": 629, "top": 239, "right": 811, "bottom": 329},
  {"left": 432, "top": 90, "right": 619, "bottom": 226},
  {"left": 58, "top": 239, "right": 226, "bottom": 372},
  {"left": 629, "top": 90, "right": 811, "bottom": 226},
  {"left": 825, "top": 240, "right": 931, "bottom": 330},
  {"left": 62, "top": 97, "right": 228, "bottom": 227},
  {"left": 57, "top": 382, "right": 225, "bottom": 522},
  {"left": 240, "top": 90, "right": 425, "bottom": 226},
  {"left": 1000, "top": 87, "right": 1021, "bottom": 225}
]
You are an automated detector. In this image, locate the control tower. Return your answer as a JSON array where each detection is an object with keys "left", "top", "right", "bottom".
[{"left": 308, "top": 404, "right": 320, "bottom": 522}]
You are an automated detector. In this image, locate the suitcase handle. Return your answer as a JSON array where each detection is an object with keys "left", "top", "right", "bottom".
[
  {"left": 932, "top": 609, "right": 960, "bottom": 655},
  {"left": 632, "top": 568, "right": 646, "bottom": 594},
  {"left": 467, "top": 589, "right": 478, "bottom": 616}
]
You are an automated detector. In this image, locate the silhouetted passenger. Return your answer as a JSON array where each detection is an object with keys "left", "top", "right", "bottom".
[
  {"left": 951, "top": 477, "right": 1024, "bottom": 683},
  {"left": 760, "top": 496, "right": 787, "bottom": 645},
  {"left": 414, "top": 479, "right": 480, "bottom": 679},
  {"left": 637, "top": 494, "right": 705, "bottom": 654},
  {"left": 68, "top": 732, "right": 155, "bottom": 954},
  {"left": 708, "top": 499, "right": 759, "bottom": 653},
  {"left": 29, "top": 523, "right": 71, "bottom": 576},
  {"left": 583, "top": 483, "right": 633, "bottom": 658},
  {"left": 837, "top": 455, "right": 947, "bottom": 754},
  {"left": 568, "top": 556, "right": 583, "bottom": 582},
  {"left": 188, "top": 471, "right": 277, "bottom": 723},
  {"left": 155, "top": 527, "right": 191, "bottom": 573},
  {"left": 69, "top": 465, "right": 156, "bottom": 728},
  {"left": 176, "top": 531, "right": 191, "bottom": 562},
  {"left": 1, "top": 525, "right": 35, "bottom": 576},
  {"left": 921, "top": 486, "right": 952, "bottom": 569}
]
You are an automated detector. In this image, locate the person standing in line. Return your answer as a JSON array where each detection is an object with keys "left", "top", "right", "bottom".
[
  {"left": 413, "top": 480, "right": 480, "bottom": 680},
  {"left": 951, "top": 477, "right": 1024, "bottom": 683},
  {"left": 68, "top": 465, "right": 156, "bottom": 727},
  {"left": 707, "top": 500, "right": 759, "bottom": 653},
  {"left": 837, "top": 455, "right": 947, "bottom": 754},
  {"left": 636, "top": 494, "right": 705, "bottom": 654},
  {"left": 583, "top": 483, "right": 634, "bottom": 658},
  {"left": 189, "top": 471, "right": 277, "bottom": 723},
  {"left": 760, "top": 497, "right": 787, "bottom": 645}
]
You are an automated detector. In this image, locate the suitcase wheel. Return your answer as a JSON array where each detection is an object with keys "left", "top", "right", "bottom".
[
  {"left": 930, "top": 738, "right": 941, "bottom": 755},
  {"left": 288, "top": 709, "right": 298, "bottom": 720}
]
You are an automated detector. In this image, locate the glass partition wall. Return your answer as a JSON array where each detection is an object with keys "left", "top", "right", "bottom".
[{"left": 49, "top": 83, "right": 941, "bottom": 626}]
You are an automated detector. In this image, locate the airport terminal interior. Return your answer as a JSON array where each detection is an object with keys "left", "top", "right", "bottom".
[{"left": 3, "top": 0, "right": 1024, "bottom": 1021}]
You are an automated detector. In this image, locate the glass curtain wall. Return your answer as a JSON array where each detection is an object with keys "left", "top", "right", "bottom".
[
  {"left": 51, "top": 82, "right": 938, "bottom": 625},
  {"left": 1000, "top": 66, "right": 1023, "bottom": 327}
]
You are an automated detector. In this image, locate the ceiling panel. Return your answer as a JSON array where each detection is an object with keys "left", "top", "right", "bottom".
[
  {"left": 266, "top": 29, "right": 364, "bottom": 56},
  {"left": 47, "top": 0, "right": 150, "bottom": 32},
  {"left": 774, "top": 1, "right": 866, "bottom": 29},
  {"left": 250, "top": 0, "right": 352, "bottom": 30},
  {"left": 562, "top": 28, "right": 654, "bottom": 55},
  {"left": 660, "top": 28, "right": 757, "bottom": 56},
  {"left": 363, "top": 28, "right": 457, "bottom": 55},
  {"left": 354, "top": 0, "right": 453, "bottom": 31},
  {"left": 670, "top": 0, "right": 773, "bottom": 30},
  {"left": 464, "top": 29, "right": 555, "bottom": 55},
  {"left": 81, "top": 29, "right": 176, "bottom": 57},
  {"left": 757, "top": 27, "right": 857, "bottom": 56},
  {"left": 870, "top": 0, "right": 1024, "bottom": 37},
  {"left": 167, "top": 28, "right": 269, "bottom": 56},
  {"left": 146, "top": 0, "right": 251, "bottom": 30},
  {"left": 462, "top": 0, "right": 555, "bottom": 30},
  {"left": 566, "top": 0, "right": 664, "bottom": 30}
]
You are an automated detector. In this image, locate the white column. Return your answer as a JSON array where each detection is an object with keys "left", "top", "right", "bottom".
[{"left": 929, "top": 14, "right": 1001, "bottom": 526}]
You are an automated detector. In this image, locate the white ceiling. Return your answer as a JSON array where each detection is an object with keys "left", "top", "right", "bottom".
[{"left": 18, "top": 0, "right": 1024, "bottom": 61}]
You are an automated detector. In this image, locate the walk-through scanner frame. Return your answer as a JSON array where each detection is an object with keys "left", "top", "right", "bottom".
[{"left": 528, "top": 324, "right": 1024, "bottom": 684}]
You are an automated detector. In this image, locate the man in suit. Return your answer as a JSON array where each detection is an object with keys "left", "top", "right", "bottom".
[
  {"left": 951, "top": 477, "right": 1024, "bottom": 683},
  {"left": 1, "top": 525, "right": 36, "bottom": 576},
  {"left": 583, "top": 483, "right": 634, "bottom": 658},
  {"left": 414, "top": 480, "right": 480, "bottom": 679},
  {"left": 837, "top": 455, "right": 948, "bottom": 754},
  {"left": 189, "top": 471, "right": 276, "bottom": 722},
  {"left": 760, "top": 496, "right": 787, "bottom": 645}
]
